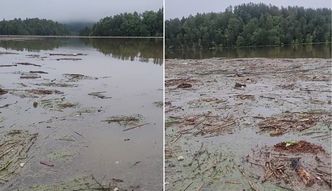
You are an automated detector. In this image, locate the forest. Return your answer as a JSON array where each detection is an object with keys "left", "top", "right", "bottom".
[
  {"left": 0, "top": 18, "right": 69, "bottom": 35},
  {"left": 0, "top": 9, "right": 163, "bottom": 37},
  {"left": 81, "top": 9, "right": 163, "bottom": 36},
  {"left": 166, "top": 3, "right": 332, "bottom": 49}
]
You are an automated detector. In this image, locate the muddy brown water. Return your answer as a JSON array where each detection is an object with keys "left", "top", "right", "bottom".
[{"left": 0, "top": 37, "right": 162, "bottom": 190}]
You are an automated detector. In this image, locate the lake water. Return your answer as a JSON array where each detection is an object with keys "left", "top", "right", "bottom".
[
  {"left": 166, "top": 44, "right": 331, "bottom": 59},
  {"left": 0, "top": 37, "right": 162, "bottom": 190}
]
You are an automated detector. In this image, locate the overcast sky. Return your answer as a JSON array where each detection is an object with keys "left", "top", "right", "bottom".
[
  {"left": 166, "top": 0, "right": 332, "bottom": 19},
  {"left": 0, "top": 0, "right": 162, "bottom": 22}
]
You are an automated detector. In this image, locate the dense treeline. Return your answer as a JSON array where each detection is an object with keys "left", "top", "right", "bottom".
[
  {"left": 64, "top": 22, "right": 94, "bottom": 35},
  {"left": 0, "top": 18, "right": 69, "bottom": 35},
  {"left": 166, "top": 3, "right": 332, "bottom": 48},
  {"left": 81, "top": 9, "right": 163, "bottom": 36}
]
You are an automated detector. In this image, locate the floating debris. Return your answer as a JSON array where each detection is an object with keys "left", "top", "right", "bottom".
[
  {"left": 33, "top": 101, "right": 38, "bottom": 108},
  {"left": 46, "top": 149, "right": 75, "bottom": 162},
  {"left": 63, "top": 73, "right": 97, "bottom": 82},
  {"left": 27, "top": 89, "right": 63, "bottom": 95},
  {"left": 234, "top": 82, "right": 246, "bottom": 89},
  {"left": 0, "top": 130, "right": 38, "bottom": 183},
  {"left": 0, "top": 64, "right": 17, "bottom": 67},
  {"left": 235, "top": 94, "right": 255, "bottom": 100},
  {"left": 177, "top": 83, "right": 192, "bottom": 89},
  {"left": 34, "top": 82, "right": 78, "bottom": 88},
  {"left": 26, "top": 54, "right": 40, "bottom": 58},
  {"left": 258, "top": 113, "right": 323, "bottom": 136},
  {"left": 16, "top": 62, "right": 41, "bottom": 67},
  {"left": 0, "top": 88, "right": 8, "bottom": 95},
  {"left": 56, "top": 58, "right": 82, "bottom": 61},
  {"left": 177, "top": 156, "right": 184, "bottom": 161},
  {"left": 154, "top": 101, "right": 163, "bottom": 108},
  {"left": 291, "top": 158, "right": 315, "bottom": 187},
  {"left": 188, "top": 97, "right": 225, "bottom": 108},
  {"left": 29, "top": 71, "right": 48, "bottom": 74},
  {"left": 39, "top": 98, "right": 77, "bottom": 111},
  {"left": 244, "top": 144, "right": 331, "bottom": 189},
  {"left": 165, "top": 78, "right": 199, "bottom": 87},
  {"left": 26, "top": 175, "right": 124, "bottom": 191},
  {"left": 20, "top": 72, "right": 41, "bottom": 79},
  {"left": 88, "top": 91, "right": 111, "bottom": 99},
  {"left": 103, "top": 114, "right": 143, "bottom": 126}
]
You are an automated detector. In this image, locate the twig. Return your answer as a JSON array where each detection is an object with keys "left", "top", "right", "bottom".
[
  {"left": 123, "top": 123, "right": 150, "bottom": 132},
  {"left": 170, "top": 134, "right": 182, "bottom": 144},
  {"left": 183, "top": 182, "right": 193, "bottom": 191}
]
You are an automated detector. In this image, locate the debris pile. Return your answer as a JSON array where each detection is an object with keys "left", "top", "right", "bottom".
[
  {"left": 274, "top": 140, "right": 325, "bottom": 154},
  {"left": 244, "top": 143, "right": 331, "bottom": 189},
  {"left": 258, "top": 113, "right": 322, "bottom": 136}
]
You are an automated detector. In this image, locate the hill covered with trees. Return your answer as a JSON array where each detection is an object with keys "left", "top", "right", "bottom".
[
  {"left": 81, "top": 9, "right": 163, "bottom": 37},
  {"left": 0, "top": 18, "right": 69, "bottom": 35},
  {"left": 166, "top": 3, "right": 331, "bottom": 49}
]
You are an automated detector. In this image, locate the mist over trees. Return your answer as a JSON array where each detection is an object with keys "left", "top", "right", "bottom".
[
  {"left": 0, "top": 9, "right": 163, "bottom": 37},
  {"left": 81, "top": 9, "right": 163, "bottom": 36},
  {"left": 0, "top": 18, "right": 69, "bottom": 35},
  {"left": 166, "top": 3, "right": 332, "bottom": 49}
]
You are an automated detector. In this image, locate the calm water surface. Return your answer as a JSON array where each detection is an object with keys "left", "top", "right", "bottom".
[
  {"left": 0, "top": 37, "right": 162, "bottom": 190},
  {"left": 167, "top": 44, "right": 331, "bottom": 59}
]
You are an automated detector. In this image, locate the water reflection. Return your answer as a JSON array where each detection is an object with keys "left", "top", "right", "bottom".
[
  {"left": 0, "top": 38, "right": 61, "bottom": 51},
  {"left": 167, "top": 44, "right": 332, "bottom": 59},
  {"left": 0, "top": 38, "right": 163, "bottom": 64},
  {"left": 82, "top": 38, "right": 163, "bottom": 65}
]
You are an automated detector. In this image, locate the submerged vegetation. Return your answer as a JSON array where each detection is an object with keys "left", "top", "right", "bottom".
[{"left": 166, "top": 3, "right": 332, "bottom": 48}]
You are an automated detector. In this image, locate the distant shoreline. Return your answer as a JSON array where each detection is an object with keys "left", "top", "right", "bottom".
[{"left": 0, "top": 35, "right": 163, "bottom": 40}]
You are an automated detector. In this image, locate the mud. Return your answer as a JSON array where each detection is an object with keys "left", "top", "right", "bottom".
[{"left": 166, "top": 58, "right": 331, "bottom": 191}]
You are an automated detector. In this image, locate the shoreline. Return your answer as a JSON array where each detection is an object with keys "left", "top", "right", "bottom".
[{"left": 0, "top": 35, "right": 163, "bottom": 41}]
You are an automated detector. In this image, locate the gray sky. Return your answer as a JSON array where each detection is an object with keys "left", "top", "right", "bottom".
[
  {"left": 166, "top": 0, "right": 332, "bottom": 19},
  {"left": 0, "top": 0, "right": 162, "bottom": 22}
]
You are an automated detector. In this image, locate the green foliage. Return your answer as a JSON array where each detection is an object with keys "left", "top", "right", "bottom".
[
  {"left": 0, "top": 18, "right": 69, "bottom": 35},
  {"left": 64, "top": 22, "right": 94, "bottom": 35},
  {"left": 86, "top": 9, "right": 163, "bottom": 36},
  {"left": 166, "top": 3, "right": 332, "bottom": 48}
]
